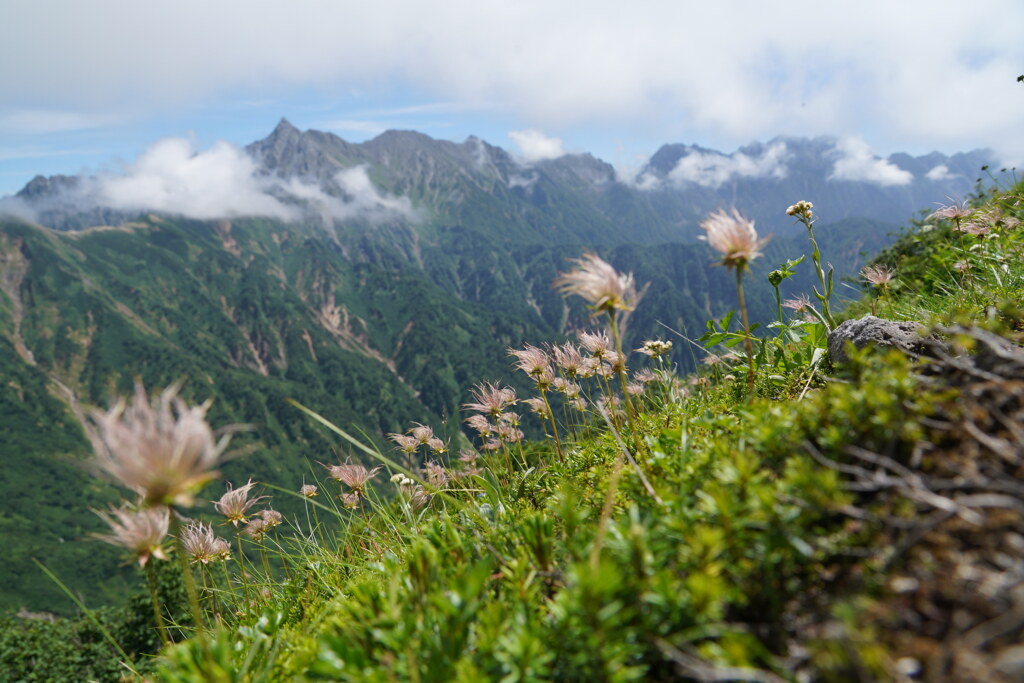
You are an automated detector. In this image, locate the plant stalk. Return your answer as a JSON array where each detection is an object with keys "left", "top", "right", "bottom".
[
  {"left": 736, "top": 268, "right": 756, "bottom": 395},
  {"left": 145, "top": 560, "right": 171, "bottom": 647}
]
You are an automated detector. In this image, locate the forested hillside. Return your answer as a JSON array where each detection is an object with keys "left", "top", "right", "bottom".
[
  {"left": 2, "top": 179, "right": 1021, "bottom": 680},
  {"left": 0, "top": 205, "right": 893, "bottom": 614}
]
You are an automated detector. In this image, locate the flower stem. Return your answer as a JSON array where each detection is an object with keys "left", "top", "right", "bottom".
[
  {"left": 736, "top": 268, "right": 756, "bottom": 395},
  {"left": 540, "top": 388, "right": 563, "bottom": 462},
  {"left": 953, "top": 217, "right": 975, "bottom": 292},
  {"left": 236, "top": 533, "right": 253, "bottom": 611},
  {"left": 221, "top": 560, "right": 235, "bottom": 619},
  {"left": 804, "top": 220, "right": 836, "bottom": 329},
  {"left": 144, "top": 561, "right": 171, "bottom": 647},
  {"left": 168, "top": 511, "right": 206, "bottom": 634},
  {"left": 772, "top": 283, "right": 784, "bottom": 330},
  {"left": 607, "top": 311, "right": 636, "bottom": 423}
]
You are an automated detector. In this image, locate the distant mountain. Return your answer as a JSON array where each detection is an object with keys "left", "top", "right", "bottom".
[
  {"left": 636, "top": 136, "right": 996, "bottom": 235},
  {"left": 14, "top": 120, "right": 996, "bottom": 245},
  {"left": 0, "top": 120, "right": 996, "bottom": 614}
]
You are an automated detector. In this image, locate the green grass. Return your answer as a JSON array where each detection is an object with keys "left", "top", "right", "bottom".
[{"left": 7, "top": 182, "right": 1024, "bottom": 681}]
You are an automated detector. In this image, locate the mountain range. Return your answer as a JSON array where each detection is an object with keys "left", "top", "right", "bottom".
[{"left": 0, "top": 120, "right": 999, "bottom": 613}]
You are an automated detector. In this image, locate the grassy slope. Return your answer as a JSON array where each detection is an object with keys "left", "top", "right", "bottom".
[
  {"left": 0, "top": 208, "right": 893, "bottom": 616},
  {"left": 113, "top": 183, "right": 1024, "bottom": 681}
]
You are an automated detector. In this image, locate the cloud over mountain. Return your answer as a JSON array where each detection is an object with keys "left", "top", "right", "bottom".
[
  {"left": 4, "top": 137, "right": 414, "bottom": 224},
  {"left": 829, "top": 137, "right": 913, "bottom": 186},
  {"left": 95, "top": 138, "right": 292, "bottom": 219},
  {"left": 508, "top": 129, "right": 567, "bottom": 163},
  {"left": 660, "top": 142, "right": 790, "bottom": 189}
]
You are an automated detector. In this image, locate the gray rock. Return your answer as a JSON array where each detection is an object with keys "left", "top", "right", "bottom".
[
  {"left": 827, "top": 315, "right": 926, "bottom": 365},
  {"left": 994, "top": 645, "right": 1024, "bottom": 679}
]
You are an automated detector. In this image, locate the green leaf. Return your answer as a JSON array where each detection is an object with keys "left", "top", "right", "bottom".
[{"left": 720, "top": 310, "right": 735, "bottom": 332}]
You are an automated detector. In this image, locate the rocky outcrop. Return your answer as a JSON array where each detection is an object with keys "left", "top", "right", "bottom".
[{"left": 827, "top": 315, "right": 927, "bottom": 364}]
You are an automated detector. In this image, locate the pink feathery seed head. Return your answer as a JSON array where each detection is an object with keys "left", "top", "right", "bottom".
[
  {"left": 322, "top": 461, "right": 382, "bottom": 493},
  {"left": 577, "top": 330, "right": 611, "bottom": 357},
  {"left": 87, "top": 381, "right": 234, "bottom": 508},
  {"left": 699, "top": 208, "right": 769, "bottom": 270},
  {"left": 93, "top": 505, "right": 170, "bottom": 567},
  {"left": 558, "top": 380, "right": 581, "bottom": 399},
  {"left": 633, "top": 368, "right": 658, "bottom": 384},
  {"left": 861, "top": 264, "right": 895, "bottom": 287},
  {"left": 409, "top": 423, "right": 434, "bottom": 445},
  {"left": 534, "top": 367, "right": 556, "bottom": 391},
  {"left": 340, "top": 492, "right": 361, "bottom": 510},
  {"left": 496, "top": 422, "right": 524, "bottom": 444},
  {"left": 243, "top": 517, "right": 270, "bottom": 541},
  {"left": 553, "top": 343, "right": 587, "bottom": 377},
  {"left": 930, "top": 198, "right": 972, "bottom": 222},
  {"left": 424, "top": 461, "right": 449, "bottom": 488},
  {"left": 457, "top": 449, "right": 480, "bottom": 465},
  {"left": 782, "top": 294, "right": 812, "bottom": 313},
  {"left": 180, "top": 521, "right": 230, "bottom": 565},
  {"left": 409, "top": 486, "right": 431, "bottom": 512},
  {"left": 553, "top": 252, "right": 645, "bottom": 314},
  {"left": 464, "top": 381, "right": 517, "bottom": 418},
  {"left": 605, "top": 350, "right": 627, "bottom": 373},
  {"left": 464, "top": 414, "right": 494, "bottom": 437},
  {"left": 215, "top": 479, "right": 266, "bottom": 527},
  {"left": 960, "top": 220, "right": 991, "bottom": 237},
  {"left": 427, "top": 437, "right": 447, "bottom": 454},
  {"left": 497, "top": 411, "right": 521, "bottom": 427},
  {"left": 300, "top": 484, "right": 318, "bottom": 498},
  {"left": 579, "top": 357, "right": 600, "bottom": 378},
  {"left": 212, "top": 536, "right": 232, "bottom": 561},
  {"left": 259, "top": 509, "right": 283, "bottom": 529},
  {"left": 508, "top": 344, "right": 552, "bottom": 377},
  {"left": 523, "top": 397, "right": 550, "bottom": 419},
  {"left": 387, "top": 433, "right": 419, "bottom": 454},
  {"left": 626, "top": 382, "right": 645, "bottom": 396}
]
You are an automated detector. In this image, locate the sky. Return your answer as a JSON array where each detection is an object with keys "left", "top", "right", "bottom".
[{"left": 1, "top": 0, "right": 1022, "bottom": 197}]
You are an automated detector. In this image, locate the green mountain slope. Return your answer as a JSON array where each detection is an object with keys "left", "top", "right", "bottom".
[
  {"left": 8, "top": 181, "right": 1014, "bottom": 682},
  {"left": 0, "top": 206, "right": 896, "bottom": 614}
]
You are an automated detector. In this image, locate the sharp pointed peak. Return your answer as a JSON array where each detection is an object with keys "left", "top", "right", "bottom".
[{"left": 271, "top": 117, "right": 301, "bottom": 136}]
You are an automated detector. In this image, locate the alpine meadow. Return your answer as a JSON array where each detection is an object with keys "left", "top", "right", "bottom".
[{"left": 2, "top": 8, "right": 1024, "bottom": 676}]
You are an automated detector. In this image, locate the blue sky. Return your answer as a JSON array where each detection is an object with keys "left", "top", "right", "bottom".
[{"left": 1, "top": 0, "right": 1022, "bottom": 196}]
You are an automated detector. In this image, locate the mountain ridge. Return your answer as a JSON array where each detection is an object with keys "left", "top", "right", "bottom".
[
  {"left": 0, "top": 119, "right": 1001, "bottom": 614},
  {"left": 8, "top": 122, "right": 1000, "bottom": 246}
]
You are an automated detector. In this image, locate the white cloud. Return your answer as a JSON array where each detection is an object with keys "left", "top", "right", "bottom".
[
  {"left": 0, "top": 2, "right": 1023, "bottom": 162},
  {"left": 665, "top": 142, "right": 789, "bottom": 188},
  {"left": 468, "top": 137, "right": 491, "bottom": 169},
  {"left": 333, "top": 166, "right": 415, "bottom": 221},
  {"left": 506, "top": 173, "right": 537, "bottom": 190},
  {"left": 829, "top": 137, "right": 913, "bottom": 186},
  {"left": 0, "top": 108, "right": 122, "bottom": 134},
  {"left": 0, "top": 194, "right": 35, "bottom": 221},
  {"left": 21, "top": 137, "right": 415, "bottom": 223},
  {"left": 95, "top": 138, "right": 294, "bottom": 219},
  {"left": 925, "top": 164, "right": 953, "bottom": 181},
  {"left": 507, "top": 129, "right": 566, "bottom": 163}
]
